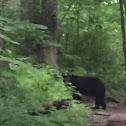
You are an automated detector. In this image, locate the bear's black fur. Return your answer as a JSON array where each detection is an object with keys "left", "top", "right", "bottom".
[{"left": 63, "top": 75, "right": 106, "bottom": 109}]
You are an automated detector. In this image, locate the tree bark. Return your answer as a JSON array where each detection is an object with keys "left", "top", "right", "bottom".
[
  {"left": 20, "top": 0, "right": 41, "bottom": 23},
  {"left": 119, "top": 0, "right": 126, "bottom": 73},
  {"left": 20, "top": 0, "right": 58, "bottom": 67},
  {"left": 40, "top": 0, "right": 58, "bottom": 68},
  {"left": 20, "top": 0, "right": 43, "bottom": 61}
]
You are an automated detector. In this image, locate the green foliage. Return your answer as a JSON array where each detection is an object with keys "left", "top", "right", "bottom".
[
  {"left": 0, "top": 16, "right": 45, "bottom": 59},
  {"left": 0, "top": 0, "right": 126, "bottom": 125},
  {"left": 15, "top": 64, "right": 73, "bottom": 101},
  {"left": 0, "top": 15, "right": 60, "bottom": 59},
  {"left": 0, "top": 0, "right": 20, "bottom": 20},
  {"left": 0, "top": 16, "right": 47, "bottom": 42},
  {"left": 58, "top": 0, "right": 126, "bottom": 90},
  {"left": 72, "top": 66, "right": 87, "bottom": 76},
  {"left": 49, "top": 103, "right": 91, "bottom": 126},
  {"left": 0, "top": 33, "right": 19, "bottom": 45},
  {"left": 0, "top": 63, "right": 91, "bottom": 126}
]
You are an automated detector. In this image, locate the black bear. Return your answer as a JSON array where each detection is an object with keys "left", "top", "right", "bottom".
[{"left": 63, "top": 75, "right": 106, "bottom": 109}]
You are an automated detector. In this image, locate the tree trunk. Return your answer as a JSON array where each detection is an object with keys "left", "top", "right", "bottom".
[
  {"left": 76, "top": 2, "right": 80, "bottom": 51},
  {"left": 20, "top": 0, "right": 44, "bottom": 63},
  {"left": 0, "top": 0, "right": 4, "bottom": 8},
  {"left": 20, "top": 0, "right": 58, "bottom": 67},
  {"left": 40, "top": 0, "right": 58, "bottom": 68},
  {"left": 119, "top": 0, "right": 126, "bottom": 73},
  {"left": 20, "top": 0, "right": 41, "bottom": 57},
  {"left": 20, "top": 0, "right": 41, "bottom": 23}
]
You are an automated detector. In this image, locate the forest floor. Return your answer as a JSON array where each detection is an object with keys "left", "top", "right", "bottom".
[
  {"left": 80, "top": 90, "right": 126, "bottom": 126},
  {"left": 92, "top": 102, "right": 126, "bottom": 126},
  {"left": 82, "top": 93, "right": 126, "bottom": 126}
]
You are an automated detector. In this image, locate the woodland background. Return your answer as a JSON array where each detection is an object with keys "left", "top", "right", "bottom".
[{"left": 0, "top": 0, "right": 126, "bottom": 126}]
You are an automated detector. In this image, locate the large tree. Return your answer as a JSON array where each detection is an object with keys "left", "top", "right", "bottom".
[
  {"left": 119, "top": 0, "right": 126, "bottom": 73},
  {"left": 20, "top": 0, "right": 40, "bottom": 23},
  {"left": 40, "top": 0, "right": 58, "bottom": 67},
  {"left": 20, "top": 0, "right": 58, "bottom": 67}
]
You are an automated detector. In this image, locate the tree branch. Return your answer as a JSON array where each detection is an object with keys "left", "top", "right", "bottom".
[{"left": 59, "top": 0, "right": 75, "bottom": 25}]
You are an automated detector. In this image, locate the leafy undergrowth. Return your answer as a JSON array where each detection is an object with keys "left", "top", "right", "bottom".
[{"left": 0, "top": 63, "right": 91, "bottom": 126}]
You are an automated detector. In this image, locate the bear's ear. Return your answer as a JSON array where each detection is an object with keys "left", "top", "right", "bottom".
[{"left": 63, "top": 74, "right": 72, "bottom": 83}]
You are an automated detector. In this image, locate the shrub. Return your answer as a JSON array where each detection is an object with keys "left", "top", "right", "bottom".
[{"left": 0, "top": 63, "right": 91, "bottom": 126}]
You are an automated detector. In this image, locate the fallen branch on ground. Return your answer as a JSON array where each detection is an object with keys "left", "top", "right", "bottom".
[{"left": 28, "top": 99, "right": 73, "bottom": 116}]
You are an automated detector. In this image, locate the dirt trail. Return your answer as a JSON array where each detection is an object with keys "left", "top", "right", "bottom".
[{"left": 92, "top": 103, "right": 126, "bottom": 126}]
